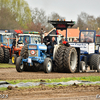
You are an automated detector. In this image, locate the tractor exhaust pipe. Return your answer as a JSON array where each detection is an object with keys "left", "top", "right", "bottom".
[{"left": 40, "top": 28, "right": 43, "bottom": 44}]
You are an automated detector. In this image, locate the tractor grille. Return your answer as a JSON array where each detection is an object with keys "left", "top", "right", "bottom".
[
  {"left": 29, "top": 45, "right": 37, "bottom": 49},
  {"left": 28, "top": 50, "right": 38, "bottom": 57}
]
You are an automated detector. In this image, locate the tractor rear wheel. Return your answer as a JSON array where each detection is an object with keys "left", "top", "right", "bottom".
[
  {"left": 55, "top": 46, "right": 66, "bottom": 72},
  {"left": 11, "top": 54, "right": 17, "bottom": 64},
  {"left": 3, "top": 48, "right": 10, "bottom": 63},
  {"left": 43, "top": 58, "right": 52, "bottom": 73},
  {"left": 55, "top": 46, "right": 77, "bottom": 73},
  {"left": 64, "top": 47, "right": 77, "bottom": 73},
  {"left": 16, "top": 56, "right": 23, "bottom": 72},
  {"left": 0, "top": 47, "right": 4, "bottom": 63},
  {"left": 20, "top": 45, "right": 28, "bottom": 59},
  {"left": 90, "top": 54, "right": 100, "bottom": 72}
]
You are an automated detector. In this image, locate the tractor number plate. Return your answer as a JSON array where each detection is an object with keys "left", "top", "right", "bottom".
[{"left": 28, "top": 58, "right": 32, "bottom": 63}]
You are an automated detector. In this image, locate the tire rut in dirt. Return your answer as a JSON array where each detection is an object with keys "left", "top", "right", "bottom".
[
  {"left": 20, "top": 45, "right": 28, "bottom": 59},
  {"left": 3, "top": 48, "right": 10, "bottom": 63},
  {"left": 0, "top": 47, "right": 4, "bottom": 63},
  {"left": 55, "top": 46, "right": 66, "bottom": 72},
  {"left": 64, "top": 47, "right": 77, "bottom": 73}
]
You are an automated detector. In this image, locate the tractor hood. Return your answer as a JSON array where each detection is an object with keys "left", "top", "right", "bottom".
[{"left": 28, "top": 43, "right": 47, "bottom": 51}]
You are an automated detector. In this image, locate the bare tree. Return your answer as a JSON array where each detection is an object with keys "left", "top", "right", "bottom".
[
  {"left": 0, "top": 7, "right": 21, "bottom": 29},
  {"left": 76, "top": 12, "right": 98, "bottom": 30},
  {"left": 48, "top": 12, "right": 65, "bottom": 21},
  {"left": 96, "top": 17, "right": 100, "bottom": 28},
  {"left": 31, "top": 8, "right": 47, "bottom": 26}
]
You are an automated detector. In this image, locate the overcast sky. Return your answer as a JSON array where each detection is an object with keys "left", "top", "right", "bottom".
[{"left": 25, "top": 0, "right": 100, "bottom": 22}]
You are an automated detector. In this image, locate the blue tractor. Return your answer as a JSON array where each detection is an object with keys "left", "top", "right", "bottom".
[
  {"left": 16, "top": 40, "right": 52, "bottom": 73},
  {"left": 16, "top": 20, "right": 100, "bottom": 73}
]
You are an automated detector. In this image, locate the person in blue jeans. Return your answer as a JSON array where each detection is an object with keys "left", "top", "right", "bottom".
[{"left": 48, "top": 37, "right": 57, "bottom": 56}]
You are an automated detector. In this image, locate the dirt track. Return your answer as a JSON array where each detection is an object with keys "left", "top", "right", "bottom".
[
  {"left": 0, "top": 68, "right": 100, "bottom": 80},
  {"left": 0, "top": 68, "right": 100, "bottom": 100},
  {"left": 1, "top": 84, "right": 100, "bottom": 100}
]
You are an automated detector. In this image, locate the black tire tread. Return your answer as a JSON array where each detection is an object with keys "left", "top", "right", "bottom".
[
  {"left": 20, "top": 45, "right": 28, "bottom": 59},
  {"left": 44, "top": 58, "right": 52, "bottom": 73},
  {"left": 90, "top": 54, "right": 100, "bottom": 72},
  {"left": 3, "top": 48, "right": 10, "bottom": 63},
  {"left": 55, "top": 46, "right": 67, "bottom": 72},
  {"left": 16, "top": 56, "right": 23, "bottom": 72},
  {"left": 0, "top": 47, "right": 4, "bottom": 63},
  {"left": 64, "top": 47, "right": 77, "bottom": 73},
  {"left": 55, "top": 46, "right": 77, "bottom": 73}
]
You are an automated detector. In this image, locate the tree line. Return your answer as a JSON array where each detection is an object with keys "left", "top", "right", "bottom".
[{"left": 0, "top": 0, "right": 100, "bottom": 32}]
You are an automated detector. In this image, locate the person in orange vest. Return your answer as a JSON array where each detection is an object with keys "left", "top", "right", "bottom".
[{"left": 61, "top": 38, "right": 70, "bottom": 47}]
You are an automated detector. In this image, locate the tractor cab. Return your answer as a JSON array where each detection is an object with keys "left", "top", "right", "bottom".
[
  {"left": 0, "top": 32, "right": 13, "bottom": 47},
  {"left": 79, "top": 30, "right": 95, "bottom": 43},
  {"left": 70, "top": 30, "right": 97, "bottom": 54},
  {"left": 0, "top": 30, "right": 23, "bottom": 47},
  {"left": 18, "top": 31, "right": 40, "bottom": 45}
]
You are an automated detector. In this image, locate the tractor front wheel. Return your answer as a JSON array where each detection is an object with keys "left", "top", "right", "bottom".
[
  {"left": 80, "top": 61, "right": 86, "bottom": 72},
  {"left": 43, "top": 58, "right": 52, "bottom": 73},
  {"left": 16, "top": 56, "right": 23, "bottom": 72},
  {"left": 11, "top": 54, "right": 17, "bottom": 64}
]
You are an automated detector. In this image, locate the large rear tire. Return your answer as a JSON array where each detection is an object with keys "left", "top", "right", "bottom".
[
  {"left": 44, "top": 58, "right": 52, "bottom": 73},
  {"left": 55, "top": 46, "right": 66, "bottom": 72},
  {"left": 0, "top": 47, "right": 4, "bottom": 63},
  {"left": 16, "top": 56, "right": 23, "bottom": 72},
  {"left": 90, "top": 54, "right": 100, "bottom": 72},
  {"left": 55, "top": 46, "right": 77, "bottom": 73},
  {"left": 20, "top": 45, "right": 28, "bottom": 59},
  {"left": 64, "top": 47, "right": 77, "bottom": 73},
  {"left": 3, "top": 48, "right": 10, "bottom": 63}
]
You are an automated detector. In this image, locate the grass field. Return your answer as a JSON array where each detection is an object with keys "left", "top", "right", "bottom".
[
  {"left": 3, "top": 76, "right": 100, "bottom": 84},
  {"left": 0, "top": 63, "right": 15, "bottom": 68},
  {"left": 0, "top": 76, "right": 100, "bottom": 91}
]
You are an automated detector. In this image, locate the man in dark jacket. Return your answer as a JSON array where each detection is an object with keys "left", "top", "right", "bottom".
[
  {"left": 43, "top": 33, "right": 51, "bottom": 46},
  {"left": 48, "top": 37, "right": 57, "bottom": 55}
]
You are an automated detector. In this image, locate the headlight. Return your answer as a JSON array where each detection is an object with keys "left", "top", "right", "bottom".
[{"left": 30, "top": 50, "right": 35, "bottom": 55}]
